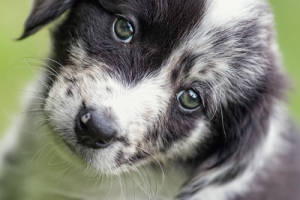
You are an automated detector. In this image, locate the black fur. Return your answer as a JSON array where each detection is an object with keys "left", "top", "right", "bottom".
[{"left": 10, "top": 0, "right": 300, "bottom": 199}]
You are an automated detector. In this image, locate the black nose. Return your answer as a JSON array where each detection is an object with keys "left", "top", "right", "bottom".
[{"left": 75, "top": 107, "right": 117, "bottom": 149}]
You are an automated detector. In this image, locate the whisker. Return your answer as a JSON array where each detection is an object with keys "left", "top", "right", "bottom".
[
  {"left": 125, "top": 170, "right": 137, "bottom": 200},
  {"left": 23, "top": 58, "right": 51, "bottom": 90},
  {"left": 30, "top": 137, "right": 52, "bottom": 165},
  {"left": 135, "top": 147, "right": 165, "bottom": 193},
  {"left": 44, "top": 58, "right": 65, "bottom": 68},
  {"left": 105, "top": 172, "right": 113, "bottom": 196},
  {"left": 126, "top": 160, "right": 152, "bottom": 198},
  {"left": 220, "top": 105, "right": 227, "bottom": 138},
  {"left": 117, "top": 173, "right": 125, "bottom": 200},
  {"left": 122, "top": 168, "right": 129, "bottom": 199},
  {"left": 138, "top": 159, "right": 156, "bottom": 199},
  {"left": 51, "top": 165, "right": 72, "bottom": 179}
]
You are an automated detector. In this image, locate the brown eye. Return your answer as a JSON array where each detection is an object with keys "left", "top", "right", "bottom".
[
  {"left": 113, "top": 18, "right": 134, "bottom": 43},
  {"left": 177, "top": 89, "right": 201, "bottom": 110}
]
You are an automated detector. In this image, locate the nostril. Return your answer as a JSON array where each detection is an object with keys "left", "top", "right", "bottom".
[{"left": 95, "top": 139, "right": 106, "bottom": 146}]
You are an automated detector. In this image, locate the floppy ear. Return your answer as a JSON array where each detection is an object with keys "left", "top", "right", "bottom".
[{"left": 18, "top": 0, "right": 76, "bottom": 40}]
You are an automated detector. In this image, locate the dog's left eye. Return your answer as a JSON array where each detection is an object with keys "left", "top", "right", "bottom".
[
  {"left": 177, "top": 89, "right": 201, "bottom": 110},
  {"left": 113, "top": 18, "right": 134, "bottom": 43}
]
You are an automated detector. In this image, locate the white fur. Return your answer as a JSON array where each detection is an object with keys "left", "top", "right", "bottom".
[{"left": 44, "top": 56, "right": 172, "bottom": 172}]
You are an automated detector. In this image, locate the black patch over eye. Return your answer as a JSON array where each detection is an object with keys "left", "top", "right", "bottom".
[
  {"left": 113, "top": 18, "right": 134, "bottom": 43},
  {"left": 177, "top": 89, "right": 201, "bottom": 110}
]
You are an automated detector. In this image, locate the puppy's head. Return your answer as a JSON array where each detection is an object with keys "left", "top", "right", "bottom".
[{"left": 21, "top": 0, "right": 285, "bottom": 175}]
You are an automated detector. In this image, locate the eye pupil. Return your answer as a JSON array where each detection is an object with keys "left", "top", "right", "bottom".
[
  {"left": 177, "top": 89, "right": 201, "bottom": 110},
  {"left": 114, "top": 18, "right": 134, "bottom": 43}
]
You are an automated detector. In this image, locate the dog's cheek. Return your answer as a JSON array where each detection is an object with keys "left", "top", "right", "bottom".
[
  {"left": 145, "top": 101, "right": 209, "bottom": 160},
  {"left": 166, "top": 119, "right": 210, "bottom": 160},
  {"left": 44, "top": 68, "right": 83, "bottom": 140}
]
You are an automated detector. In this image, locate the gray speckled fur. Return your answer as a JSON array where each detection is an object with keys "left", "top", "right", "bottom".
[{"left": 1, "top": 0, "right": 300, "bottom": 199}]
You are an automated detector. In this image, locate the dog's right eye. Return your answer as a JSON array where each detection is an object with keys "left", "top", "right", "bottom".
[{"left": 113, "top": 18, "right": 134, "bottom": 43}]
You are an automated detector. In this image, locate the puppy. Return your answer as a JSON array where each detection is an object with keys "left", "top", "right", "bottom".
[{"left": 1, "top": 0, "right": 300, "bottom": 199}]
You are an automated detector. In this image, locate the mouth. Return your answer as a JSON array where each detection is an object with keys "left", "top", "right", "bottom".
[{"left": 76, "top": 135, "right": 113, "bottom": 149}]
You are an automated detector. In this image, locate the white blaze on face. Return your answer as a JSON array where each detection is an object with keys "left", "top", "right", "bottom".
[
  {"left": 44, "top": 58, "right": 175, "bottom": 171},
  {"left": 89, "top": 72, "right": 171, "bottom": 143},
  {"left": 46, "top": 64, "right": 171, "bottom": 138}
]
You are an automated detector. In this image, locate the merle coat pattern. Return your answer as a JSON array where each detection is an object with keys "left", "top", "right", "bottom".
[{"left": 1, "top": 0, "right": 300, "bottom": 199}]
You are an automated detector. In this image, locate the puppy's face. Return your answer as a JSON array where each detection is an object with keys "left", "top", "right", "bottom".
[{"left": 24, "top": 0, "right": 277, "bottom": 174}]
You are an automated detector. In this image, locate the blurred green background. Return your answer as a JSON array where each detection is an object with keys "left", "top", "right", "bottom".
[{"left": 0, "top": 0, "right": 300, "bottom": 134}]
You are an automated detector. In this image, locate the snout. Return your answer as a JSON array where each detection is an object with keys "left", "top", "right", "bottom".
[{"left": 75, "top": 107, "right": 117, "bottom": 149}]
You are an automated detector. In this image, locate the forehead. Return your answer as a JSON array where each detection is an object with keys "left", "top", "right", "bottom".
[
  {"left": 99, "top": 0, "right": 206, "bottom": 17},
  {"left": 99, "top": 0, "right": 206, "bottom": 22},
  {"left": 100, "top": 0, "right": 206, "bottom": 50},
  {"left": 60, "top": 0, "right": 206, "bottom": 82}
]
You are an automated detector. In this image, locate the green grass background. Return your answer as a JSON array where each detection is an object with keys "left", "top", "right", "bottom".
[{"left": 0, "top": 0, "right": 300, "bottom": 134}]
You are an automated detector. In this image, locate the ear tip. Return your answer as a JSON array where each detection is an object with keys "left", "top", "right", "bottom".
[
  {"left": 18, "top": 0, "right": 75, "bottom": 41},
  {"left": 15, "top": 31, "right": 31, "bottom": 41},
  {"left": 15, "top": 33, "right": 28, "bottom": 41},
  {"left": 16, "top": 26, "right": 39, "bottom": 41}
]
